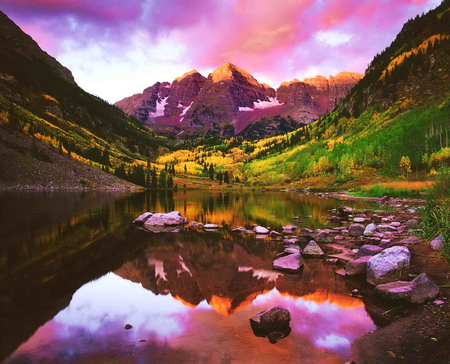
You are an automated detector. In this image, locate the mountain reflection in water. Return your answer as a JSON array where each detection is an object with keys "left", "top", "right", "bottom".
[{"left": 0, "top": 191, "right": 376, "bottom": 364}]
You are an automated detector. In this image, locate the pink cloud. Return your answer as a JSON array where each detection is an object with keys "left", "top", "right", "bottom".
[{"left": 0, "top": 0, "right": 441, "bottom": 101}]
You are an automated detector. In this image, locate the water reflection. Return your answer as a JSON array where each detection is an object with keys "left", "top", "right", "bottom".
[{"left": 0, "top": 191, "right": 376, "bottom": 364}]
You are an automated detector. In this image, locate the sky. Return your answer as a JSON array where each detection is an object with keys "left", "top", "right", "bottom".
[{"left": 0, "top": 0, "right": 442, "bottom": 103}]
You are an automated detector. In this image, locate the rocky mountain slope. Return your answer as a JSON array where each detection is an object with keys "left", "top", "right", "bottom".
[
  {"left": 0, "top": 11, "right": 166, "bottom": 189},
  {"left": 115, "top": 63, "right": 362, "bottom": 138}
]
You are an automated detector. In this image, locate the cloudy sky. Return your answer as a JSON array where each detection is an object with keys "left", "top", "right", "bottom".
[{"left": 1, "top": 0, "right": 442, "bottom": 103}]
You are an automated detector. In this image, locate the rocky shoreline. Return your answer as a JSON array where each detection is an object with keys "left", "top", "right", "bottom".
[{"left": 133, "top": 192, "right": 449, "bottom": 363}]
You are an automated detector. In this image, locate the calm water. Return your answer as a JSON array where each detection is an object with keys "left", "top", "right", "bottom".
[{"left": 0, "top": 191, "right": 377, "bottom": 364}]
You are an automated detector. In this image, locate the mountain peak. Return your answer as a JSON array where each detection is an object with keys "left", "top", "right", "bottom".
[
  {"left": 210, "top": 62, "right": 261, "bottom": 88},
  {"left": 174, "top": 69, "right": 202, "bottom": 82}
]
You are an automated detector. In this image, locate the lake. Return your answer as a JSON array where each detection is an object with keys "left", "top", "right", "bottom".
[{"left": 0, "top": 191, "right": 377, "bottom": 364}]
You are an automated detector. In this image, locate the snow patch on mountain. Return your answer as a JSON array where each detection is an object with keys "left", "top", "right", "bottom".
[
  {"left": 254, "top": 97, "right": 283, "bottom": 109},
  {"left": 150, "top": 97, "right": 168, "bottom": 117}
]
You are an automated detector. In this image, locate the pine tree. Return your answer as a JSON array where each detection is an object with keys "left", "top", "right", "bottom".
[
  {"left": 224, "top": 171, "right": 230, "bottom": 184},
  {"left": 167, "top": 174, "right": 174, "bottom": 189},
  {"left": 159, "top": 170, "right": 167, "bottom": 189},
  {"left": 151, "top": 169, "right": 158, "bottom": 188},
  {"left": 209, "top": 164, "right": 214, "bottom": 180}
]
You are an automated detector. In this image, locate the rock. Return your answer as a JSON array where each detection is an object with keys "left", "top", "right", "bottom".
[
  {"left": 133, "top": 212, "right": 153, "bottom": 225},
  {"left": 382, "top": 236, "right": 423, "bottom": 249},
  {"left": 329, "top": 216, "right": 341, "bottom": 224},
  {"left": 313, "top": 229, "right": 335, "bottom": 243},
  {"left": 348, "top": 223, "right": 365, "bottom": 237},
  {"left": 356, "top": 245, "right": 384, "bottom": 258},
  {"left": 299, "top": 228, "right": 314, "bottom": 237},
  {"left": 282, "top": 225, "right": 298, "bottom": 232},
  {"left": 284, "top": 247, "right": 302, "bottom": 255},
  {"left": 272, "top": 253, "right": 303, "bottom": 273},
  {"left": 204, "top": 223, "right": 220, "bottom": 229},
  {"left": 255, "top": 226, "right": 269, "bottom": 234},
  {"left": 374, "top": 273, "right": 439, "bottom": 304},
  {"left": 283, "top": 237, "right": 301, "bottom": 244},
  {"left": 433, "top": 300, "right": 445, "bottom": 306},
  {"left": 326, "top": 258, "right": 338, "bottom": 265},
  {"left": 232, "top": 227, "right": 247, "bottom": 233},
  {"left": 251, "top": 324, "right": 292, "bottom": 344},
  {"left": 249, "top": 306, "right": 292, "bottom": 330},
  {"left": 378, "top": 195, "right": 390, "bottom": 204},
  {"left": 293, "top": 216, "right": 301, "bottom": 220},
  {"left": 367, "top": 246, "right": 411, "bottom": 285},
  {"left": 270, "top": 230, "right": 282, "bottom": 237},
  {"left": 353, "top": 217, "right": 365, "bottom": 223},
  {"left": 363, "top": 223, "right": 377, "bottom": 237},
  {"left": 377, "top": 224, "right": 398, "bottom": 232},
  {"left": 379, "top": 239, "right": 391, "bottom": 247},
  {"left": 431, "top": 235, "right": 444, "bottom": 251},
  {"left": 352, "top": 289, "right": 360, "bottom": 297},
  {"left": 125, "top": 324, "right": 133, "bottom": 330},
  {"left": 407, "top": 208, "right": 416, "bottom": 213},
  {"left": 303, "top": 240, "right": 325, "bottom": 256},
  {"left": 345, "top": 256, "right": 371, "bottom": 276},
  {"left": 144, "top": 211, "right": 188, "bottom": 227},
  {"left": 371, "top": 214, "right": 382, "bottom": 223},
  {"left": 390, "top": 222, "right": 402, "bottom": 227}
]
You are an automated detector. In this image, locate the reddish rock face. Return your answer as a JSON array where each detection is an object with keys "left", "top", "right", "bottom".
[
  {"left": 276, "top": 71, "right": 363, "bottom": 119},
  {"left": 114, "top": 64, "right": 362, "bottom": 137}
]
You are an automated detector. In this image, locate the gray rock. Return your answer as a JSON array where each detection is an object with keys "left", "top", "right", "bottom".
[
  {"left": 272, "top": 253, "right": 303, "bottom": 273},
  {"left": 313, "top": 229, "right": 335, "bottom": 243},
  {"left": 204, "top": 223, "right": 220, "bottom": 229},
  {"left": 356, "top": 245, "right": 384, "bottom": 258},
  {"left": 330, "top": 216, "right": 341, "bottom": 224},
  {"left": 367, "top": 246, "right": 411, "bottom": 285},
  {"left": 284, "top": 247, "right": 302, "bottom": 255},
  {"left": 371, "top": 214, "right": 382, "bottom": 223},
  {"left": 378, "top": 195, "right": 390, "bottom": 204},
  {"left": 270, "top": 230, "right": 282, "bottom": 237},
  {"left": 348, "top": 223, "right": 365, "bottom": 237},
  {"left": 363, "top": 223, "right": 378, "bottom": 237},
  {"left": 345, "top": 256, "right": 371, "bottom": 276},
  {"left": 353, "top": 217, "right": 366, "bottom": 223},
  {"left": 377, "top": 224, "right": 398, "bottom": 232},
  {"left": 431, "top": 235, "right": 444, "bottom": 251},
  {"left": 255, "top": 226, "right": 269, "bottom": 234},
  {"left": 303, "top": 240, "right": 325, "bottom": 256},
  {"left": 232, "top": 227, "right": 247, "bottom": 233},
  {"left": 133, "top": 212, "right": 153, "bottom": 225},
  {"left": 144, "top": 211, "right": 188, "bottom": 227},
  {"left": 374, "top": 273, "right": 439, "bottom": 304},
  {"left": 249, "top": 305, "right": 292, "bottom": 330}
]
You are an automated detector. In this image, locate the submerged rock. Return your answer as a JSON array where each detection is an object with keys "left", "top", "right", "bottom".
[
  {"left": 249, "top": 306, "right": 292, "bottom": 330},
  {"left": 303, "top": 240, "right": 324, "bottom": 256},
  {"left": 374, "top": 273, "right": 439, "bottom": 304},
  {"left": 272, "top": 253, "right": 303, "bottom": 273},
  {"left": 282, "top": 225, "right": 298, "bottom": 233},
  {"left": 367, "top": 246, "right": 411, "bottom": 285}
]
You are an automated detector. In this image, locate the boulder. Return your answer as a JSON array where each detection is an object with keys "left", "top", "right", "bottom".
[
  {"left": 249, "top": 306, "right": 292, "bottom": 330},
  {"left": 363, "top": 223, "right": 377, "bottom": 237},
  {"left": 329, "top": 216, "right": 341, "bottom": 224},
  {"left": 144, "top": 211, "right": 188, "bottom": 227},
  {"left": 356, "top": 245, "right": 384, "bottom": 258},
  {"left": 374, "top": 273, "right": 439, "bottom": 304},
  {"left": 272, "top": 253, "right": 303, "bottom": 273},
  {"left": 345, "top": 256, "right": 371, "bottom": 276},
  {"left": 255, "top": 226, "right": 269, "bottom": 234},
  {"left": 313, "top": 229, "right": 334, "bottom": 243},
  {"left": 431, "top": 235, "right": 444, "bottom": 251},
  {"left": 232, "top": 227, "right": 247, "bottom": 234},
  {"left": 303, "top": 240, "right": 324, "bottom": 256},
  {"left": 282, "top": 225, "right": 298, "bottom": 233},
  {"left": 284, "top": 246, "right": 302, "bottom": 255},
  {"left": 377, "top": 224, "right": 398, "bottom": 233},
  {"left": 270, "top": 230, "right": 282, "bottom": 238},
  {"left": 133, "top": 212, "right": 153, "bottom": 225},
  {"left": 348, "top": 223, "right": 365, "bottom": 237},
  {"left": 204, "top": 223, "right": 220, "bottom": 229},
  {"left": 367, "top": 246, "right": 411, "bottom": 285},
  {"left": 370, "top": 214, "right": 382, "bottom": 224},
  {"left": 353, "top": 217, "right": 366, "bottom": 223}
]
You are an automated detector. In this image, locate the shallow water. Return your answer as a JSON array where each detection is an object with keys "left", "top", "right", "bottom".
[{"left": 0, "top": 191, "right": 376, "bottom": 364}]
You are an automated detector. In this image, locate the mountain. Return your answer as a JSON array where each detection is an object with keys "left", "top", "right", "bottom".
[
  {"left": 115, "top": 63, "right": 362, "bottom": 138},
  {"left": 0, "top": 11, "right": 166, "bottom": 189}
]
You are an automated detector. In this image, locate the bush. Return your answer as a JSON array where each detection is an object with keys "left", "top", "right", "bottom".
[{"left": 420, "top": 169, "right": 450, "bottom": 259}]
